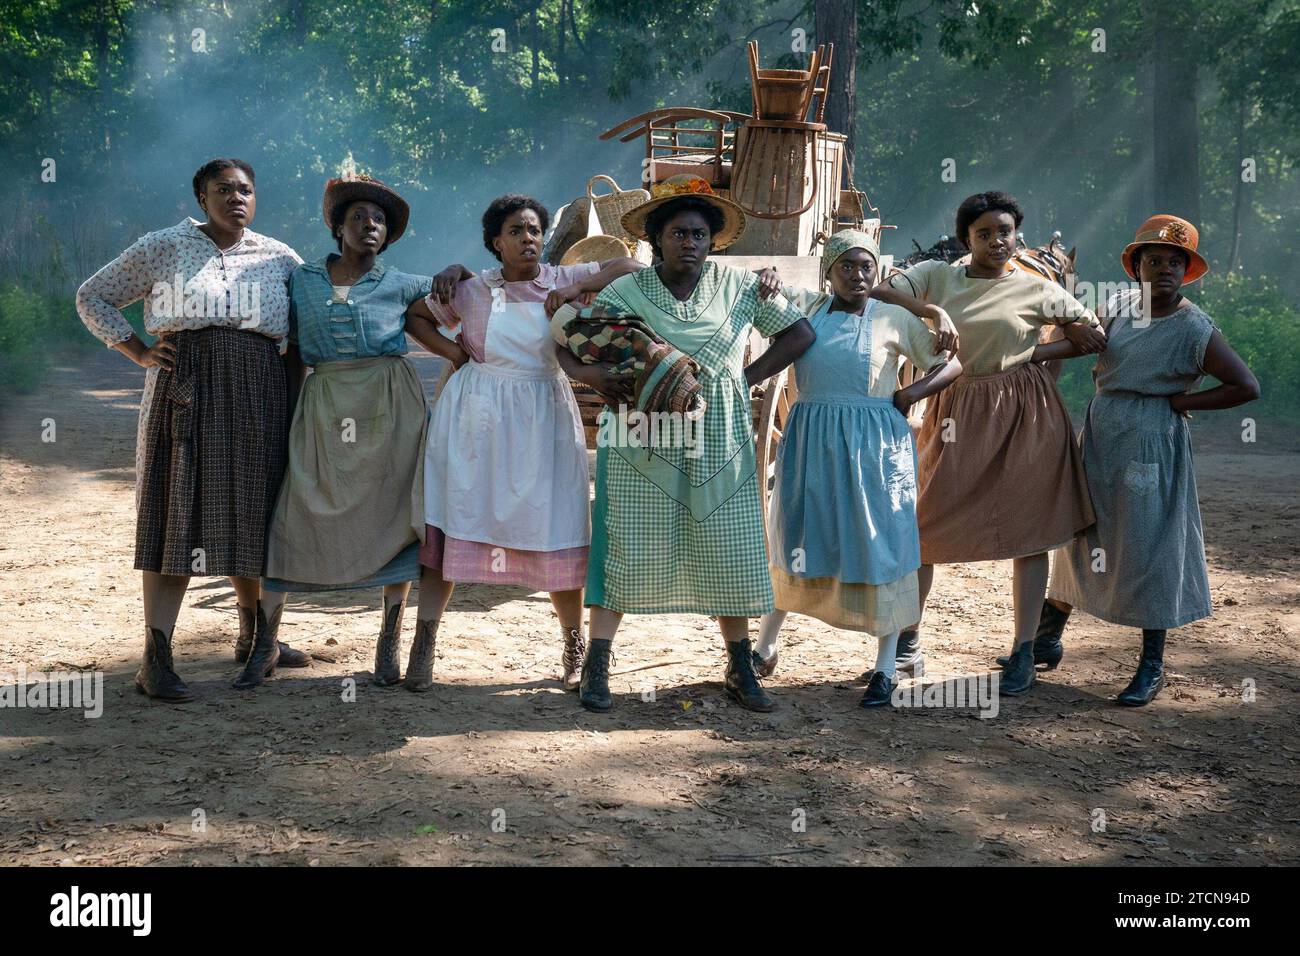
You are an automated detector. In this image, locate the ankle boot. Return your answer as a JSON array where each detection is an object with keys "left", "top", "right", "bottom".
[
  {"left": 135, "top": 626, "right": 193, "bottom": 702},
  {"left": 895, "top": 628, "right": 924, "bottom": 677},
  {"left": 233, "top": 603, "right": 283, "bottom": 689},
  {"left": 859, "top": 670, "right": 896, "bottom": 708},
  {"left": 561, "top": 625, "right": 585, "bottom": 692},
  {"left": 752, "top": 646, "right": 778, "bottom": 679},
  {"left": 236, "top": 604, "right": 310, "bottom": 668},
  {"left": 999, "top": 640, "right": 1037, "bottom": 696},
  {"left": 724, "top": 638, "right": 774, "bottom": 712},
  {"left": 374, "top": 598, "right": 405, "bottom": 686},
  {"left": 579, "top": 638, "right": 614, "bottom": 712},
  {"left": 235, "top": 605, "right": 255, "bottom": 662},
  {"left": 997, "top": 600, "right": 1070, "bottom": 669},
  {"left": 863, "top": 629, "right": 922, "bottom": 682},
  {"left": 403, "top": 618, "right": 437, "bottom": 693},
  {"left": 1117, "top": 629, "right": 1166, "bottom": 707}
]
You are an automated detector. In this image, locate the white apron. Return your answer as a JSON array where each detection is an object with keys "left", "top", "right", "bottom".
[{"left": 424, "top": 301, "right": 591, "bottom": 552}]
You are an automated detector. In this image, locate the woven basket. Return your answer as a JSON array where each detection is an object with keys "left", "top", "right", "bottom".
[
  {"left": 560, "top": 234, "right": 633, "bottom": 266},
  {"left": 588, "top": 175, "right": 650, "bottom": 244},
  {"left": 542, "top": 196, "right": 595, "bottom": 265}
]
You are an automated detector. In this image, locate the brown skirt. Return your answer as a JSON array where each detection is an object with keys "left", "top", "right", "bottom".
[
  {"left": 915, "top": 361, "right": 1093, "bottom": 565},
  {"left": 134, "top": 327, "right": 287, "bottom": 577}
]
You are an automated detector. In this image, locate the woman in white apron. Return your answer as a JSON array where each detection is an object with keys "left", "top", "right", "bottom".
[{"left": 403, "top": 194, "right": 642, "bottom": 692}]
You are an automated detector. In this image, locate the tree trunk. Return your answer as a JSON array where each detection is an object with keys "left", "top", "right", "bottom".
[
  {"left": 531, "top": 8, "right": 541, "bottom": 158},
  {"left": 95, "top": 0, "right": 112, "bottom": 154},
  {"left": 815, "top": 0, "right": 857, "bottom": 187},
  {"left": 1228, "top": 97, "right": 1247, "bottom": 272},
  {"left": 1150, "top": 12, "right": 1200, "bottom": 225}
]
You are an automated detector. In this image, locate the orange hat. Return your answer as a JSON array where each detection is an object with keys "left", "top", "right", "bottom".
[{"left": 1121, "top": 215, "right": 1208, "bottom": 284}]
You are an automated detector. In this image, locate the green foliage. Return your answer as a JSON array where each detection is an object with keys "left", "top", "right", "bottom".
[
  {"left": 1196, "top": 273, "right": 1300, "bottom": 418},
  {"left": 0, "top": 281, "right": 98, "bottom": 394},
  {"left": 0, "top": 286, "right": 51, "bottom": 393}
]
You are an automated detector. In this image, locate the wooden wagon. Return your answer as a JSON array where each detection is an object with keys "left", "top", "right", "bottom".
[{"left": 554, "top": 41, "right": 905, "bottom": 518}]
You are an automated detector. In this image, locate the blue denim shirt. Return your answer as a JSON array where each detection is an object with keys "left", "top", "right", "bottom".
[{"left": 289, "top": 255, "right": 432, "bottom": 365}]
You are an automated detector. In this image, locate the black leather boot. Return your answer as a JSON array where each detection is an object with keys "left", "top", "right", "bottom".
[
  {"left": 725, "top": 638, "right": 774, "bottom": 712},
  {"left": 752, "top": 647, "right": 778, "bottom": 679},
  {"left": 999, "top": 640, "right": 1037, "bottom": 696},
  {"left": 997, "top": 600, "right": 1069, "bottom": 669},
  {"left": 236, "top": 604, "right": 310, "bottom": 667},
  {"left": 235, "top": 605, "right": 254, "bottom": 662},
  {"left": 561, "top": 625, "right": 585, "bottom": 692},
  {"left": 135, "top": 626, "right": 193, "bottom": 702},
  {"left": 232, "top": 603, "right": 283, "bottom": 689},
  {"left": 895, "top": 627, "right": 924, "bottom": 677},
  {"left": 1117, "top": 629, "right": 1166, "bottom": 707},
  {"left": 579, "top": 638, "right": 614, "bottom": 712},
  {"left": 373, "top": 597, "right": 405, "bottom": 686},
  {"left": 859, "top": 670, "right": 896, "bottom": 708},
  {"left": 403, "top": 618, "right": 437, "bottom": 693}
]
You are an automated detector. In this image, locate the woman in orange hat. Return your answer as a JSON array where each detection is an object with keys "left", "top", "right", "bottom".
[{"left": 1036, "top": 215, "right": 1259, "bottom": 706}]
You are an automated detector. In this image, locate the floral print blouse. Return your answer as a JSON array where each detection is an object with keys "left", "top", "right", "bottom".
[{"left": 76, "top": 217, "right": 301, "bottom": 347}]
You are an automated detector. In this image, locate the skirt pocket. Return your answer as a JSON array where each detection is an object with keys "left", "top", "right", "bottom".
[
  {"left": 169, "top": 376, "right": 196, "bottom": 441},
  {"left": 1122, "top": 460, "right": 1159, "bottom": 495}
]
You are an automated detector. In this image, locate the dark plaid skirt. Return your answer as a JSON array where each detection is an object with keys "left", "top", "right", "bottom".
[{"left": 135, "top": 327, "right": 287, "bottom": 577}]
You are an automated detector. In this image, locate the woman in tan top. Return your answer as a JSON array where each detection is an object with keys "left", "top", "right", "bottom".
[{"left": 887, "top": 191, "right": 1106, "bottom": 695}]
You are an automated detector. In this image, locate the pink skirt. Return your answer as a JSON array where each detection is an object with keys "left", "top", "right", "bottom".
[{"left": 419, "top": 525, "right": 587, "bottom": 591}]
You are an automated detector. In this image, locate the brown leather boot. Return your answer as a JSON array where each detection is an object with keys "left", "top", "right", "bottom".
[
  {"left": 233, "top": 603, "right": 283, "bottom": 689},
  {"left": 374, "top": 597, "right": 405, "bottom": 686},
  {"left": 561, "top": 625, "right": 585, "bottom": 692},
  {"left": 403, "top": 618, "right": 437, "bottom": 692},
  {"left": 236, "top": 604, "right": 310, "bottom": 667},
  {"left": 135, "top": 626, "right": 193, "bottom": 702}
]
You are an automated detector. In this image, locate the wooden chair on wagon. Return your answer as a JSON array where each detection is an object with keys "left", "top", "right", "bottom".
[{"left": 599, "top": 107, "right": 750, "bottom": 189}]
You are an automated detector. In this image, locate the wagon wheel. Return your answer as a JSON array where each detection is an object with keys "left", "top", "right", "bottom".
[{"left": 753, "top": 366, "right": 796, "bottom": 524}]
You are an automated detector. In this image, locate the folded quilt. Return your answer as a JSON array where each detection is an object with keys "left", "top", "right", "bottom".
[{"left": 551, "top": 304, "right": 706, "bottom": 417}]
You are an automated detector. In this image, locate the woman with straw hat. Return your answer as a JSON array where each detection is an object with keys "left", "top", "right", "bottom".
[
  {"left": 565, "top": 174, "right": 815, "bottom": 714},
  {"left": 238, "top": 173, "right": 454, "bottom": 691},
  {"left": 752, "top": 229, "right": 964, "bottom": 707},
  {"left": 1033, "top": 215, "right": 1259, "bottom": 706}
]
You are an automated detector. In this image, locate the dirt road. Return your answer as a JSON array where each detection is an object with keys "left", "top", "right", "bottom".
[{"left": 2, "top": 349, "right": 1297, "bottom": 865}]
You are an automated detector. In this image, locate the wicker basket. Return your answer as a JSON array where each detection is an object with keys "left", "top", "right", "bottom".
[
  {"left": 560, "top": 234, "right": 633, "bottom": 265},
  {"left": 588, "top": 175, "right": 650, "bottom": 244},
  {"left": 542, "top": 196, "right": 595, "bottom": 265}
]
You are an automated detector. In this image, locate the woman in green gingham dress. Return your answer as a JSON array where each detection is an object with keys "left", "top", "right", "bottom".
[{"left": 554, "top": 175, "right": 814, "bottom": 714}]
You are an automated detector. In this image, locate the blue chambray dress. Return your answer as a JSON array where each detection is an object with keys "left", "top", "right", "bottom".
[
  {"left": 263, "top": 255, "right": 432, "bottom": 592},
  {"left": 1049, "top": 296, "right": 1217, "bottom": 628},
  {"left": 768, "top": 295, "right": 944, "bottom": 634}
]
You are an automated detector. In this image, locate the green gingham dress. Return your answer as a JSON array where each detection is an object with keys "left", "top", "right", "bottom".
[{"left": 585, "top": 261, "right": 804, "bottom": 615}]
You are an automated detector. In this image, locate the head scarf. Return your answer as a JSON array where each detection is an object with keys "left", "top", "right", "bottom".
[{"left": 822, "top": 229, "right": 880, "bottom": 279}]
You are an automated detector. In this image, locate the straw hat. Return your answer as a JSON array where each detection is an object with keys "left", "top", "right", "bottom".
[
  {"left": 559, "top": 235, "right": 631, "bottom": 266},
  {"left": 1121, "top": 214, "right": 1208, "bottom": 284},
  {"left": 620, "top": 175, "right": 746, "bottom": 251},
  {"left": 322, "top": 173, "right": 411, "bottom": 245}
]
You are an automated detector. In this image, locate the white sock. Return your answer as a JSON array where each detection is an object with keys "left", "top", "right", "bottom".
[
  {"left": 756, "top": 610, "right": 787, "bottom": 658},
  {"left": 875, "top": 631, "right": 900, "bottom": 681}
]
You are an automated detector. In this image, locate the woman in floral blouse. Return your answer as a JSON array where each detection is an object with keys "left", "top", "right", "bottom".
[{"left": 77, "top": 158, "right": 306, "bottom": 702}]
